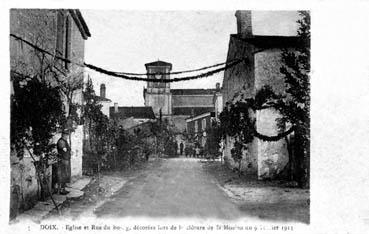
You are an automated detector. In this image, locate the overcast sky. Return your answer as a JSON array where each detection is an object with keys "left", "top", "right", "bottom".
[{"left": 81, "top": 11, "right": 300, "bottom": 106}]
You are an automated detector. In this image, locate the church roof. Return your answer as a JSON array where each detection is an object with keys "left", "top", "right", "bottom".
[
  {"left": 172, "top": 107, "right": 214, "bottom": 116},
  {"left": 171, "top": 89, "right": 217, "bottom": 95},
  {"left": 110, "top": 106, "right": 156, "bottom": 120},
  {"left": 145, "top": 60, "right": 172, "bottom": 69}
]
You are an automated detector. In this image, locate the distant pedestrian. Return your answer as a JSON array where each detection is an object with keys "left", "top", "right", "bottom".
[
  {"left": 56, "top": 130, "right": 71, "bottom": 195},
  {"left": 174, "top": 142, "right": 178, "bottom": 156},
  {"left": 195, "top": 147, "right": 200, "bottom": 158},
  {"left": 179, "top": 142, "right": 184, "bottom": 155}
]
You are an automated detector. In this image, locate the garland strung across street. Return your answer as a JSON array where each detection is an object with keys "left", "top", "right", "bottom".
[
  {"left": 116, "top": 61, "right": 230, "bottom": 76},
  {"left": 84, "top": 59, "right": 244, "bottom": 83},
  {"left": 10, "top": 34, "right": 245, "bottom": 83}
]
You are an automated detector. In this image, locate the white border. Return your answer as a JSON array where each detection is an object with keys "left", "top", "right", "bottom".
[{"left": 2, "top": 1, "right": 369, "bottom": 234}]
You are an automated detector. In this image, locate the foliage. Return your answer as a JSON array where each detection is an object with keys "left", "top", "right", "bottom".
[
  {"left": 218, "top": 11, "right": 310, "bottom": 187},
  {"left": 82, "top": 78, "right": 111, "bottom": 172},
  {"left": 277, "top": 11, "right": 310, "bottom": 187},
  {"left": 150, "top": 120, "right": 177, "bottom": 157},
  {"left": 219, "top": 101, "right": 255, "bottom": 175},
  {"left": 11, "top": 71, "right": 66, "bottom": 201},
  {"left": 11, "top": 72, "right": 66, "bottom": 159}
]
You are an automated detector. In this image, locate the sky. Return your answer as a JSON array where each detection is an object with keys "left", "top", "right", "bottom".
[{"left": 81, "top": 11, "right": 300, "bottom": 106}]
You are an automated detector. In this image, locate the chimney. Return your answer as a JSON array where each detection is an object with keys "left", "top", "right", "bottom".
[
  {"left": 235, "top": 10, "right": 252, "bottom": 37},
  {"left": 100, "top": 83, "right": 106, "bottom": 98},
  {"left": 215, "top": 82, "right": 220, "bottom": 91},
  {"left": 114, "top": 102, "right": 118, "bottom": 113}
]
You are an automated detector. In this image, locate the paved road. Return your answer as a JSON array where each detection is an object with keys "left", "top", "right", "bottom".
[{"left": 94, "top": 158, "right": 243, "bottom": 219}]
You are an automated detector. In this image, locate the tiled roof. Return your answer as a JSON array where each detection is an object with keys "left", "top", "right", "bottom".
[
  {"left": 172, "top": 107, "right": 214, "bottom": 116},
  {"left": 171, "top": 89, "right": 217, "bottom": 95},
  {"left": 231, "top": 34, "right": 300, "bottom": 49},
  {"left": 110, "top": 106, "right": 156, "bottom": 120},
  {"left": 95, "top": 95, "right": 111, "bottom": 102},
  {"left": 69, "top": 9, "right": 91, "bottom": 39}
]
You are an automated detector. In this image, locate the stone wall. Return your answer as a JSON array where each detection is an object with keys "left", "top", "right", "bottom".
[
  {"left": 10, "top": 152, "right": 53, "bottom": 218},
  {"left": 172, "top": 95, "right": 214, "bottom": 107},
  {"left": 145, "top": 92, "right": 172, "bottom": 116},
  {"left": 10, "top": 9, "right": 88, "bottom": 216},
  {"left": 222, "top": 36, "right": 255, "bottom": 105},
  {"left": 256, "top": 108, "right": 289, "bottom": 179},
  {"left": 254, "top": 49, "right": 285, "bottom": 94},
  {"left": 254, "top": 49, "right": 289, "bottom": 179}
]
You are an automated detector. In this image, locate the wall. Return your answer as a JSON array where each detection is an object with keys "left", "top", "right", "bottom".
[
  {"left": 145, "top": 92, "right": 172, "bottom": 117},
  {"left": 254, "top": 49, "right": 285, "bottom": 94},
  {"left": 10, "top": 9, "right": 88, "bottom": 216},
  {"left": 254, "top": 49, "right": 289, "bottom": 179},
  {"left": 172, "top": 95, "right": 214, "bottom": 107},
  {"left": 100, "top": 100, "right": 111, "bottom": 118},
  {"left": 256, "top": 108, "right": 289, "bottom": 179},
  {"left": 70, "top": 125, "right": 84, "bottom": 177},
  {"left": 221, "top": 36, "right": 256, "bottom": 174},
  {"left": 10, "top": 9, "right": 58, "bottom": 75},
  {"left": 10, "top": 152, "right": 52, "bottom": 218},
  {"left": 222, "top": 36, "right": 255, "bottom": 107}
]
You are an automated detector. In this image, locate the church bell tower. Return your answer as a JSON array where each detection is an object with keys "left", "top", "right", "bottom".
[{"left": 143, "top": 60, "right": 172, "bottom": 119}]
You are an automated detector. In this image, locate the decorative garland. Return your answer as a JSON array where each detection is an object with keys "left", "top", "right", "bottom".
[
  {"left": 84, "top": 59, "right": 244, "bottom": 83},
  {"left": 116, "top": 60, "right": 230, "bottom": 76},
  {"left": 10, "top": 34, "right": 245, "bottom": 83},
  {"left": 219, "top": 86, "right": 294, "bottom": 143},
  {"left": 253, "top": 126, "right": 294, "bottom": 142}
]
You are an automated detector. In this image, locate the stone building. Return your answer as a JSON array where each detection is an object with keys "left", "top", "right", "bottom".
[
  {"left": 186, "top": 112, "right": 215, "bottom": 149},
  {"left": 222, "top": 11, "right": 301, "bottom": 179},
  {"left": 10, "top": 9, "right": 90, "bottom": 217},
  {"left": 110, "top": 104, "right": 156, "bottom": 129},
  {"left": 96, "top": 83, "right": 112, "bottom": 118},
  {"left": 143, "top": 61, "right": 222, "bottom": 152}
]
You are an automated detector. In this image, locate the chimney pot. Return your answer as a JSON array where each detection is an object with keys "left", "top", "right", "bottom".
[
  {"left": 100, "top": 83, "right": 106, "bottom": 98},
  {"left": 235, "top": 10, "right": 252, "bottom": 37}
]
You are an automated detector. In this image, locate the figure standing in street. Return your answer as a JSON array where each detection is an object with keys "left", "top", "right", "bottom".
[
  {"left": 180, "top": 142, "right": 184, "bottom": 156},
  {"left": 56, "top": 130, "right": 71, "bottom": 195}
]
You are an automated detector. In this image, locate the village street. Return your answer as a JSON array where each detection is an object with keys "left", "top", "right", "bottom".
[
  {"left": 94, "top": 158, "right": 243, "bottom": 219},
  {"left": 50, "top": 157, "right": 309, "bottom": 223}
]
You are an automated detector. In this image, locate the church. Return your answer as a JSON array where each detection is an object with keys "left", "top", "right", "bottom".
[{"left": 143, "top": 60, "right": 221, "bottom": 133}]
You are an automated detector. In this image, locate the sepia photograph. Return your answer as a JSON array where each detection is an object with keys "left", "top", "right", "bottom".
[{"left": 8, "top": 9, "right": 311, "bottom": 225}]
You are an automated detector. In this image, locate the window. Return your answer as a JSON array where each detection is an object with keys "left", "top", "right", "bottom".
[
  {"left": 56, "top": 11, "right": 71, "bottom": 70},
  {"left": 202, "top": 119, "right": 206, "bottom": 131},
  {"left": 56, "top": 12, "right": 64, "bottom": 60},
  {"left": 194, "top": 120, "right": 198, "bottom": 133},
  {"left": 64, "top": 16, "right": 71, "bottom": 70}
]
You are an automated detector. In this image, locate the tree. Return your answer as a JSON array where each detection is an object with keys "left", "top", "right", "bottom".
[
  {"left": 278, "top": 11, "right": 310, "bottom": 187},
  {"left": 82, "top": 78, "right": 109, "bottom": 174},
  {"left": 11, "top": 71, "right": 66, "bottom": 206}
]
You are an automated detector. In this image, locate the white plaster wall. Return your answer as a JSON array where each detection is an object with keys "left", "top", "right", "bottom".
[
  {"left": 70, "top": 125, "right": 83, "bottom": 178},
  {"left": 146, "top": 93, "right": 171, "bottom": 116},
  {"left": 256, "top": 108, "right": 289, "bottom": 179},
  {"left": 100, "top": 101, "right": 110, "bottom": 118}
]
